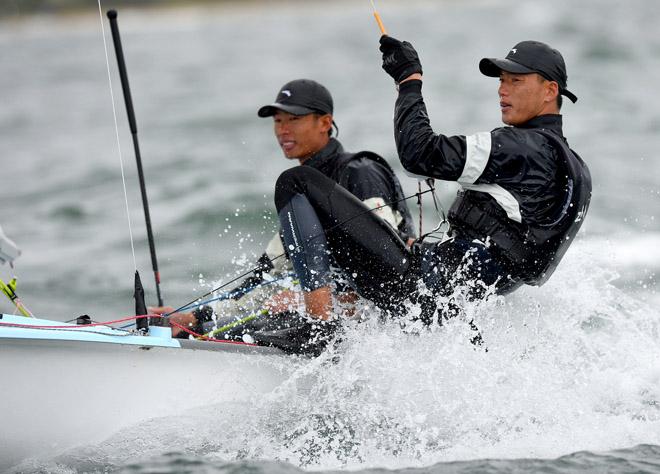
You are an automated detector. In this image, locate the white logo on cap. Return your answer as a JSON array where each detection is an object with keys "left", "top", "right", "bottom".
[
  {"left": 510, "top": 48, "right": 517, "bottom": 54},
  {"left": 281, "top": 90, "right": 292, "bottom": 97}
]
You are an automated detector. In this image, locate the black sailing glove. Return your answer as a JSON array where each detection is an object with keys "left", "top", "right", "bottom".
[{"left": 379, "top": 35, "right": 423, "bottom": 83}]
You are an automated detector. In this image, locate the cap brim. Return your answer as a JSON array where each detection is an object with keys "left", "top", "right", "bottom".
[
  {"left": 257, "top": 103, "right": 317, "bottom": 118},
  {"left": 479, "top": 57, "right": 536, "bottom": 77}
]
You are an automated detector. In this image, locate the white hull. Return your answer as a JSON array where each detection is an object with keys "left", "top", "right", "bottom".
[{"left": 0, "top": 314, "right": 294, "bottom": 469}]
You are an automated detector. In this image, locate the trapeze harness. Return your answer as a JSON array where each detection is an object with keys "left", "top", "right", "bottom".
[{"left": 447, "top": 129, "right": 592, "bottom": 286}]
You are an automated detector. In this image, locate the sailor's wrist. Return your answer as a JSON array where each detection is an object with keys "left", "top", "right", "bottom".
[{"left": 397, "top": 78, "right": 423, "bottom": 93}]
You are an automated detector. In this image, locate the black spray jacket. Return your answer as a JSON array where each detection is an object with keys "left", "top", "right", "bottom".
[{"left": 394, "top": 80, "right": 591, "bottom": 284}]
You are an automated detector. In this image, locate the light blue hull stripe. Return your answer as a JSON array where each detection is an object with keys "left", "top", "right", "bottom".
[{"left": 0, "top": 313, "right": 182, "bottom": 348}]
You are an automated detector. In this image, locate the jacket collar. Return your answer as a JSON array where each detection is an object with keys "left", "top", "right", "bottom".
[
  {"left": 303, "top": 138, "right": 343, "bottom": 170},
  {"left": 518, "top": 114, "right": 564, "bottom": 136}
]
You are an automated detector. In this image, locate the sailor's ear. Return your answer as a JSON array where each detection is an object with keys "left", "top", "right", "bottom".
[
  {"left": 318, "top": 114, "right": 333, "bottom": 133},
  {"left": 545, "top": 80, "right": 559, "bottom": 103}
]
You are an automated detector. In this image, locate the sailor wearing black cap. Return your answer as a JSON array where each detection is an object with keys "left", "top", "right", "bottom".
[
  {"left": 258, "top": 79, "right": 412, "bottom": 234},
  {"left": 151, "top": 79, "right": 414, "bottom": 345},
  {"left": 272, "top": 39, "right": 591, "bottom": 323},
  {"left": 258, "top": 79, "right": 415, "bottom": 320},
  {"left": 262, "top": 79, "right": 417, "bottom": 319},
  {"left": 377, "top": 37, "right": 591, "bottom": 291}
]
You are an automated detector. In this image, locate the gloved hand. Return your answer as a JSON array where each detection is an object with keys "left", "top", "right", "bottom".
[{"left": 379, "top": 35, "right": 422, "bottom": 83}]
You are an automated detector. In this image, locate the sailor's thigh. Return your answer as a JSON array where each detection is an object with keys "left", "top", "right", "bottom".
[
  {"left": 275, "top": 167, "right": 336, "bottom": 212},
  {"left": 275, "top": 166, "right": 411, "bottom": 298}
]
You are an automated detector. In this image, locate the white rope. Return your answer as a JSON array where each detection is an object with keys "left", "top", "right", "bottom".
[{"left": 97, "top": 0, "right": 137, "bottom": 271}]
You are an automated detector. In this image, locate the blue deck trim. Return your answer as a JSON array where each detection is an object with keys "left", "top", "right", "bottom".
[{"left": 0, "top": 313, "right": 182, "bottom": 348}]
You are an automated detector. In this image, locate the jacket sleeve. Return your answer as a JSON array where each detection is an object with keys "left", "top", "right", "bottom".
[{"left": 394, "top": 80, "right": 471, "bottom": 181}]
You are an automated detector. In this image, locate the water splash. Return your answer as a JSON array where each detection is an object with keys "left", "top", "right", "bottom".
[
  {"left": 240, "top": 242, "right": 660, "bottom": 469},
  {"left": 23, "top": 243, "right": 658, "bottom": 473}
]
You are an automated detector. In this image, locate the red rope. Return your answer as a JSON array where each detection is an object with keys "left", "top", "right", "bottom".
[{"left": 0, "top": 314, "right": 257, "bottom": 346}]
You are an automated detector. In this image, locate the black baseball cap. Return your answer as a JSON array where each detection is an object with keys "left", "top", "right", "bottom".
[
  {"left": 479, "top": 40, "right": 578, "bottom": 103},
  {"left": 258, "top": 79, "right": 334, "bottom": 117}
]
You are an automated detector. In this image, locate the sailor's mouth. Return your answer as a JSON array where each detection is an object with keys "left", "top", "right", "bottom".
[
  {"left": 500, "top": 102, "right": 512, "bottom": 112},
  {"left": 280, "top": 140, "right": 296, "bottom": 153}
]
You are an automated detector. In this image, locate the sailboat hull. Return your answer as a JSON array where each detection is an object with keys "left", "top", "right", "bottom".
[{"left": 0, "top": 313, "right": 292, "bottom": 469}]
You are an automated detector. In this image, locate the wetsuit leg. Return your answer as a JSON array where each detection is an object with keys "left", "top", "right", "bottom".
[
  {"left": 279, "top": 193, "right": 332, "bottom": 291},
  {"left": 275, "top": 166, "right": 414, "bottom": 307}
]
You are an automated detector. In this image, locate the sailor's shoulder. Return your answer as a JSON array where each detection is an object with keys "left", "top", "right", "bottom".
[{"left": 490, "top": 126, "right": 559, "bottom": 156}]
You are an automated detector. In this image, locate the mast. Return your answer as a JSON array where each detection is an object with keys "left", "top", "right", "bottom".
[{"left": 106, "top": 10, "right": 164, "bottom": 315}]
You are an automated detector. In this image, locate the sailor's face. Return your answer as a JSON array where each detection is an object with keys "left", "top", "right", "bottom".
[
  {"left": 498, "top": 72, "right": 555, "bottom": 126},
  {"left": 273, "top": 111, "right": 331, "bottom": 162}
]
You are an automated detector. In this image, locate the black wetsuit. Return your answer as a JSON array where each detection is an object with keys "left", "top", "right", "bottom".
[
  {"left": 204, "top": 138, "right": 415, "bottom": 353},
  {"left": 226, "top": 138, "right": 414, "bottom": 299}
]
